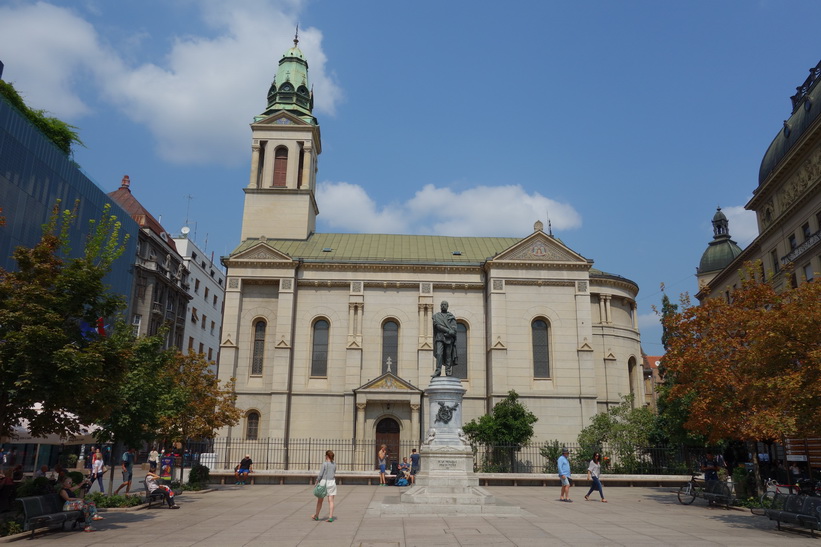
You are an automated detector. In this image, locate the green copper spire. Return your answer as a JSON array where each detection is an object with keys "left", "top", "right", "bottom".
[{"left": 257, "top": 27, "right": 316, "bottom": 124}]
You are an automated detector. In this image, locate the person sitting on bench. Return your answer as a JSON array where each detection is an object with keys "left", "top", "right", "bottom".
[{"left": 145, "top": 472, "right": 179, "bottom": 509}]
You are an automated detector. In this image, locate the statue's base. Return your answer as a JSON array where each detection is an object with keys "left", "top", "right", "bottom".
[{"left": 367, "top": 445, "right": 526, "bottom": 517}]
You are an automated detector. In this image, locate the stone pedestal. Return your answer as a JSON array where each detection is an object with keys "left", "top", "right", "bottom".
[{"left": 368, "top": 376, "right": 525, "bottom": 516}]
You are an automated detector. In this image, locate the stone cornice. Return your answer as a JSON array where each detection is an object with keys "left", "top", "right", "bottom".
[
  {"left": 300, "top": 262, "right": 482, "bottom": 274},
  {"left": 486, "top": 261, "right": 590, "bottom": 271},
  {"left": 589, "top": 275, "right": 639, "bottom": 293}
]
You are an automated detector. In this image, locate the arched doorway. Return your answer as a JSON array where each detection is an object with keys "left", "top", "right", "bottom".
[{"left": 376, "top": 417, "right": 400, "bottom": 469}]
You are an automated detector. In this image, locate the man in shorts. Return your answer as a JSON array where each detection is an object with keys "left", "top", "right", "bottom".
[
  {"left": 558, "top": 447, "right": 572, "bottom": 502},
  {"left": 114, "top": 447, "right": 136, "bottom": 495},
  {"left": 410, "top": 448, "right": 420, "bottom": 485},
  {"left": 236, "top": 454, "right": 253, "bottom": 485}
]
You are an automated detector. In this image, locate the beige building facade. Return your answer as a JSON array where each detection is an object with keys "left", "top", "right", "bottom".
[
  {"left": 698, "top": 61, "right": 821, "bottom": 300},
  {"left": 217, "top": 39, "right": 642, "bottom": 448}
]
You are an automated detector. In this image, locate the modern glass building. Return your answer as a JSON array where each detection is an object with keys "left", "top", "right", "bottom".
[{"left": 0, "top": 90, "right": 138, "bottom": 307}]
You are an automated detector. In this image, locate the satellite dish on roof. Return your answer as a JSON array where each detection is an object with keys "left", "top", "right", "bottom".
[{"left": 181, "top": 226, "right": 190, "bottom": 236}]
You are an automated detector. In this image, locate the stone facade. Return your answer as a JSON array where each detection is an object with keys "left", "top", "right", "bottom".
[{"left": 217, "top": 41, "right": 642, "bottom": 448}]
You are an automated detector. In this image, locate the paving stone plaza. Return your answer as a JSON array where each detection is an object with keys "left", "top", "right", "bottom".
[{"left": 13, "top": 480, "right": 820, "bottom": 546}]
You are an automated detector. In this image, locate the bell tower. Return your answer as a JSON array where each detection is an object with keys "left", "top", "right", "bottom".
[{"left": 240, "top": 30, "right": 321, "bottom": 241}]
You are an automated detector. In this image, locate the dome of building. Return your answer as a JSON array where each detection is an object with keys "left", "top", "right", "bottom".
[
  {"left": 759, "top": 61, "right": 821, "bottom": 186},
  {"left": 698, "top": 207, "right": 743, "bottom": 274}
]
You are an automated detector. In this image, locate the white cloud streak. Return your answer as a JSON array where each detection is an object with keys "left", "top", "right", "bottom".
[
  {"left": 0, "top": 0, "right": 341, "bottom": 166},
  {"left": 721, "top": 205, "right": 758, "bottom": 246},
  {"left": 316, "top": 181, "right": 582, "bottom": 236}
]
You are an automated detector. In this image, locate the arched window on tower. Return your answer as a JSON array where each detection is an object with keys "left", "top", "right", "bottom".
[
  {"left": 454, "top": 322, "right": 468, "bottom": 379},
  {"left": 628, "top": 356, "right": 637, "bottom": 400},
  {"left": 382, "top": 320, "right": 399, "bottom": 374},
  {"left": 251, "top": 320, "right": 266, "bottom": 376},
  {"left": 273, "top": 146, "right": 288, "bottom": 187},
  {"left": 246, "top": 411, "right": 260, "bottom": 440},
  {"left": 311, "top": 319, "right": 330, "bottom": 377},
  {"left": 532, "top": 319, "right": 550, "bottom": 378}
]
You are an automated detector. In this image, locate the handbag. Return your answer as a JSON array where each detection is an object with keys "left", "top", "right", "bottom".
[{"left": 313, "top": 482, "right": 327, "bottom": 498}]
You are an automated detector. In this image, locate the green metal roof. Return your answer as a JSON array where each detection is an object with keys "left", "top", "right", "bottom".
[{"left": 232, "top": 233, "right": 522, "bottom": 264}]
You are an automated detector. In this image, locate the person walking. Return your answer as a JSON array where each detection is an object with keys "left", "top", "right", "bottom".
[
  {"left": 584, "top": 452, "right": 607, "bottom": 502},
  {"left": 90, "top": 448, "right": 105, "bottom": 492},
  {"left": 377, "top": 445, "right": 388, "bottom": 486},
  {"left": 558, "top": 447, "right": 572, "bottom": 502},
  {"left": 310, "top": 450, "right": 337, "bottom": 523},
  {"left": 113, "top": 447, "right": 136, "bottom": 495}
]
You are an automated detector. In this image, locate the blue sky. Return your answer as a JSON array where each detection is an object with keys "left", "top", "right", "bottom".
[{"left": 1, "top": 0, "right": 819, "bottom": 355}]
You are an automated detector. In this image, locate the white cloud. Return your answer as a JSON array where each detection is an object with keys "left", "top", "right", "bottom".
[
  {"left": 317, "top": 181, "right": 582, "bottom": 236},
  {"left": 720, "top": 205, "right": 758, "bottom": 246},
  {"left": 0, "top": 0, "right": 341, "bottom": 166},
  {"left": 0, "top": 2, "right": 111, "bottom": 117},
  {"left": 637, "top": 311, "right": 661, "bottom": 330}
]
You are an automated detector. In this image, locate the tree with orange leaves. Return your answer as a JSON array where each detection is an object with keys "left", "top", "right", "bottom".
[{"left": 662, "top": 264, "right": 821, "bottom": 443}]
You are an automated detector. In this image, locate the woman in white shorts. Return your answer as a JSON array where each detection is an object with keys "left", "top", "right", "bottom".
[{"left": 310, "top": 450, "right": 337, "bottom": 522}]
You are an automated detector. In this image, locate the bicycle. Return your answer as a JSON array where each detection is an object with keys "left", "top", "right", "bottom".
[{"left": 677, "top": 473, "right": 702, "bottom": 505}]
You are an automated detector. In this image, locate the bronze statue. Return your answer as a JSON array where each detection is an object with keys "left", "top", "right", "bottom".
[{"left": 431, "top": 300, "right": 458, "bottom": 377}]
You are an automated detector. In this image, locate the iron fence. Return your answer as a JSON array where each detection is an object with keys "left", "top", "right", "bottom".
[{"left": 194, "top": 438, "right": 708, "bottom": 475}]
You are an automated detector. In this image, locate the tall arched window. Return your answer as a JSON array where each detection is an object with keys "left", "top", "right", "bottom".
[
  {"left": 273, "top": 146, "right": 288, "bottom": 187},
  {"left": 311, "top": 319, "right": 330, "bottom": 377},
  {"left": 531, "top": 319, "right": 550, "bottom": 378},
  {"left": 246, "top": 411, "right": 260, "bottom": 440},
  {"left": 251, "top": 320, "right": 266, "bottom": 375},
  {"left": 628, "top": 356, "right": 637, "bottom": 399},
  {"left": 454, "top": 322, "right": 468, "bottom": 379},
  {"left": 382, "top": 320, "right": 399, "bottom": 374}
]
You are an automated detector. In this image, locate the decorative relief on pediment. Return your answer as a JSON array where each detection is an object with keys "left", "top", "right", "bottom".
[
  {"left": 496, "top": 235, "right": 581, "bottom": 263},
  {"left": 366, "top": 376, "right": 413, "bottom": 391},
  {"left": 246, "top": 248, "right": 284, "bottom": 260},
  {"left": 779, "top": 147, "right": 821, "bottom": 210}
]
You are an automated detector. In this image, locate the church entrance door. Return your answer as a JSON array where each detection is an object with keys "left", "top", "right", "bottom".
[{"left": 376, "top": 417, "right": 400, "bottom": 470}]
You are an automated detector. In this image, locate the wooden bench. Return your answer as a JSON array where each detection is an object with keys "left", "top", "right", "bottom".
[
  {"left": 763, "top": 493, "right": 821, "bottom": 536},
  {"left": 17, "top": 494, "right": 84, "bottom": 539}
]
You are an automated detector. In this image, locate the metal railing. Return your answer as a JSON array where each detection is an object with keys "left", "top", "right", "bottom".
[{"left": 193, "top": 438, "right": 707, "bottom": 475}]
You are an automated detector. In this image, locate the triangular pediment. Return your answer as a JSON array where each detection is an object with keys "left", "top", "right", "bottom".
[
  {"left": 355, "top": 372, "right": 421, "bottom": 393},
  {"left": 231, "top": 241, "right": 294, "bottom": 263},
  {"left": 253, "top": 110, "right": 310, "bottom": 127},
  {"left": 492, "top": 232, "right": 589, "bottom": 264}
]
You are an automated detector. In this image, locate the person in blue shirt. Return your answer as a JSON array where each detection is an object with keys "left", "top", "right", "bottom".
[
  {"left": 410, "top": 449, "right": 420, "bottom": 485},
  {"left": 558, "top": 447, "right": 572, "bottom": 502}
]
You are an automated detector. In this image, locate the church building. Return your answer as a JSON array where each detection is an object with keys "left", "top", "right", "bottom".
[{"left": 217, "top": 37, "right": 643, "bottom": 452}]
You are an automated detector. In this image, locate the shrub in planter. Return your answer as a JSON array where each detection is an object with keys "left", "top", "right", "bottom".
[
  {"left": 188, "top": 463, "right": 210, "bottom": 487},
  {"left": 66, "top": 454, "right": 79, "bottom": 468},
  {"left": 0, "top": 518, "right": 23, "bottom": 537},
  {"left": 15, "top": 477, "right": 52, "bottom": 497},
  {"left": 85, "top": 492, "right": 143, "bottom": 508}
]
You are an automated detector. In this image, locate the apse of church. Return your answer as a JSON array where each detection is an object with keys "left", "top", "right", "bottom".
[{"left": 217, "top": 37, "right": 643, "bottom": 446}]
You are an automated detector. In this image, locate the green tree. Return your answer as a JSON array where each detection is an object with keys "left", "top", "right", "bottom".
[
  {"left": 156, "top": 351, "right": 241, "bottom": 443},
  {"left": 462, "top": 390, "right": 538, "bottom": 472},
  {"left": 92, "top": 329, "right": 176, "bottom": 449},
  {"left": 0, "top": 202, "right": 129, "bottom": 441}
]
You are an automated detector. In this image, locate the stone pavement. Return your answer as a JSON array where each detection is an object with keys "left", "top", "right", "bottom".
[{"left": 16, "top": 484, "right": 820, "bottom": 546}]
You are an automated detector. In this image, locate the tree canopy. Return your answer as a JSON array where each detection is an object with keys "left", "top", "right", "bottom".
[
  {"left": 661, "top": 264, "right": 821, "bottom": 443},
  {"left": 0, "top": 203, "right": 129, "bottom": 440}
]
